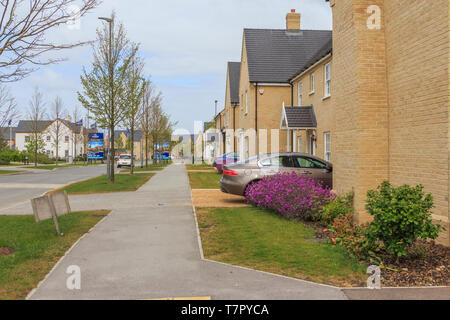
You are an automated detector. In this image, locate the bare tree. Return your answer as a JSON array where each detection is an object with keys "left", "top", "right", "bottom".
[
  {"left": 78, "top": 13, "right": 138, "bottom": 183},
  {"left": 123, "top": 56, "right": 144, "bottom": 175},
  {"left": 72, "top": 105, "right": 84, "bottom": 162},
  {"left": 49, "top": 96, "right": 66, "bottom": 165},
  {"left": 0, "top": 85, "right": 17, "bottom": 127},
  {"left": 28, "top": 87, "right": 47, "bottom": 167},
  {"left": 0, "top": 0, "right": 100, "bottom": 82}
]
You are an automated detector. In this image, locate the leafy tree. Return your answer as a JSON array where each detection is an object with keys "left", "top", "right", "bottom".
[
  {"left": 78, "top": 13, "right": 138, "bottom": 183},
  {"left": 123, "top": 56, "right": 145, "bottom": 174}
]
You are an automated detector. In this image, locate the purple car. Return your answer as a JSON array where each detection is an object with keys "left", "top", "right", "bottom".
[{"left": 213, "top": 152, "right": 240, "bottom": 173}]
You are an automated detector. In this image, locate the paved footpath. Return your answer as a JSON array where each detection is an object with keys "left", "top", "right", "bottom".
[
  {"left": 26, "top": 163, "right": 450, "bottom": 300},
  {"left": 27, "top": 163, "right": 347, "bottom": 300}
]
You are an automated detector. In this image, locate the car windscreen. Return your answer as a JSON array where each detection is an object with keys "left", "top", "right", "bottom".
[{"left": 120, "top": 155, "right": 131, "bottom": 159}]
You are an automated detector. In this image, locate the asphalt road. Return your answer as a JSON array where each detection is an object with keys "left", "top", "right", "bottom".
[{"left": 0, "top": 165, "right": 106, "bottom": 212}]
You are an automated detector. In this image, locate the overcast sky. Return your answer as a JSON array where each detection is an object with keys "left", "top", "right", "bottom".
[{"left": 9, "top": 0, "right": 332, "bottom": 132}]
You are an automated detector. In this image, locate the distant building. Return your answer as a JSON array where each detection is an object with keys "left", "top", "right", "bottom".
[{"left": 15, "top": 119, "right": 86, "bottom": 159}]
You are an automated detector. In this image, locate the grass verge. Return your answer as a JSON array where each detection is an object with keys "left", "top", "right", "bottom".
[
  {"left": 188, "top": 172, "right": 221, "bottom": 189},
  {"left": 196, "top": 207, "right": 367, "bottom": 287},
  {"left": 186, "top": 163, "right": 215, "bottom": 171},
  {"left": 53, "top": 173, "right": 154, "bottom": 195},
  {"left": 0, "top": 170, "right": 24, "bottom": 175},
  {"left": 0, "top": 210, "right": 110, "bottom": 300}
]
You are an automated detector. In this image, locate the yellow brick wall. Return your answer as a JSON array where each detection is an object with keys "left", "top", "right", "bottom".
[
  {"left": 384, "top": 0, "right": 449, "bottom": 244},
  {"left": 330, "top": 0, "right": 450, "bottom": 245},
  {"left": 292, "top": 56, "right": 333, "bottom": 161}
]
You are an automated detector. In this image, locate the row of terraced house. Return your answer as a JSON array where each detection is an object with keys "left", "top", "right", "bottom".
[{"left": 214, "top": 1, "right": 450, "bottom": 246}]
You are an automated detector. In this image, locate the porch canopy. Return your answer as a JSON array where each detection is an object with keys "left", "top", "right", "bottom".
[{"left": 280, "top": 106, "right": 317, "bottom": 130}]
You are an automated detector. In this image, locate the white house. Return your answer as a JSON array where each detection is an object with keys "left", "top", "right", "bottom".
[{"left": 15, "top": 119, "right": 86, "bottom": 160}]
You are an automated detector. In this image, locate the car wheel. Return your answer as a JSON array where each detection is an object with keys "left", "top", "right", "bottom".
[{"left": 244, "top": 180, "right": 260, "bottom": 197}]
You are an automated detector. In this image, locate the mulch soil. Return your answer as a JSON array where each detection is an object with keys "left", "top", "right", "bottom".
[
  {"left": 309, "top": 222, "right": 450, "bottom": 287},
  {"left": 0, "top": 247, "right": 14, "bottom": 257}
]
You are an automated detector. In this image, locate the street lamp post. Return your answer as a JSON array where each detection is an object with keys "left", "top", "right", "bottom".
[{"left": 99, "top": 16, "right": 114, "bottom": 180}]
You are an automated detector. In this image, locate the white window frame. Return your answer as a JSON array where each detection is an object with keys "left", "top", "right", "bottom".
[
  {"left": 298, "top": 81, "right": 303, "bottom": 106},
  {"left": 324, "top": 63, "right": 331, "bottom": 98},
  {"left": 324, "top": 132, "right": 331, "bottom": 162},
  {"left": 310, "top": 72, "right": 315, "bottom": 94}
]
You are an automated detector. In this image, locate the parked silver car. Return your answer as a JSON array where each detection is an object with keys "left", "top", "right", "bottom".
[{"left": 220, "top": 153, "right": 333, "bottom": 196}]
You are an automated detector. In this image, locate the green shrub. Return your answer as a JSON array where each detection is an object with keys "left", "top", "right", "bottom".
[
  {"left": 330, "top": 213, "right": 379, "bottom": 261},
  {"left": 318, "top": 192, "right": 354, "bottom": 226},
  {"left": 365, "top": 181, "right": 442, "bottom": 258}
]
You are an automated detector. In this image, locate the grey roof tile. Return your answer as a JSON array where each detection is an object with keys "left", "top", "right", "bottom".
[
  {"left": 244, "top": 29, "right": 332, "bottom": 83},
  {"left": 284, "top": 106, "right": 317, "bottom": 128},
  {"left": 228, "top": 62, "right": 241, "bottom": 104}
]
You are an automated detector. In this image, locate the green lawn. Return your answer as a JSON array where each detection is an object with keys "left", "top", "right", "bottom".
[
  {"left": 55, "top": 173, "right": 154, "bottom": 195},
  {"left": 120, "top": 166, "right": 165, "bottom": 172},
  {"left": 188, "top": 172, "right": 221, "bottom": 189},
  {"left": 0, "top": 170, "right": 24, "bottom": 175},
  {"left": 0, "top": 211, "right": 109, "bottom": 300},
  {"left": 186, "top": 163, "right": 215, "bottom": 171},
  {"left": 196, "top": 207, "right": 367, "bottom": 287}
]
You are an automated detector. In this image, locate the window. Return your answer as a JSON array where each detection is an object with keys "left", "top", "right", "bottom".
[
  {"left": 324, "top": 63, "right": 331, "bottom": 97},
  {"left": 310, "top": 72, "right": 315, "bottom": 93},
  {"left": 260, "top": 156, "right": 294, "bottom": 168},
  {"left": 25, "top": 136, "right": 30, "bottom": 142},
  {"left": 298, "top": 82, "right": 303, "bottom": 106},
  {"left": 46, "top": 150, "right": 50, "bottom": 155},
  {"left": 47, "top": 136, "right": 51, "bottom": 142},
  {"left": 65, "top": 136, "right": 69, "bottom": 143},
  {"left": 293, "top": 156, "right": 327, "bottom": 169},
  {"left": 65, "top": 150, "right": 69, "bottom": 158},
  {"left": 324, "top": 132, "right": 331, "bottom": 162}
]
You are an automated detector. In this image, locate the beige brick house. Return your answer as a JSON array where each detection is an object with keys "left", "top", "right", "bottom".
[
  {"left": 218, "top": 3, "right": 450, "bottom": 245},
  {"left": 324, "top": 0, "right": 449, "bottom": 245}
]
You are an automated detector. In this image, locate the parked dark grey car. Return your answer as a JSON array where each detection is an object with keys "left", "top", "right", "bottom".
[{"left": 220, "top": 153, "right": 333, "bottom": 196}]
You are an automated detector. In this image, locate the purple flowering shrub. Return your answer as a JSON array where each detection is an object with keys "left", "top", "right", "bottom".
[{"left": 245, "top": 172, "right": 335, "bottom": 221}]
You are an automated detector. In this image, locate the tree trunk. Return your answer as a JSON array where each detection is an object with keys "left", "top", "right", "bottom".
[
  {"left": 34, "top": 132, "right": 38, "bottom": 168},
  {"left": 110, "top": 125, "right": 115, "bottom": 183},
  {"left": 130, "top": 123, "right": 134, "bottom": 175},
  {"left": 145, "top": 134, "right": 148, "bottom": 168}
]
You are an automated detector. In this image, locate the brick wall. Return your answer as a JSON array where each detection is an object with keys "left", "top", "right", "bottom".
[
  {"left": 384, "top": 0, "right": 449, "bottom": 244},
  {"left": 330, "top": 0, "right": 450, "bottom": 245}
]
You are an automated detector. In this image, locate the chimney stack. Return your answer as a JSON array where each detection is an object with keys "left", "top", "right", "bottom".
[{"left": 286, "top": 9, "right": 301, "bottom": 30}]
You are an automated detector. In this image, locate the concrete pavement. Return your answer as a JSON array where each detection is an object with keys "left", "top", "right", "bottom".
[{"left": 27, "top": 163, "right": 347, "bottom": 300}]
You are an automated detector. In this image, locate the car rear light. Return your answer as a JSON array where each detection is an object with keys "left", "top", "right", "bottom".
[{"left": 223, "top": 169, "right": 238, "bottom": 176}]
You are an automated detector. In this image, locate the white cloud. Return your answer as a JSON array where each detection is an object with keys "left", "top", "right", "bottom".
[{"left": 8, "top": 0, "right": 332, "bottom": 131}]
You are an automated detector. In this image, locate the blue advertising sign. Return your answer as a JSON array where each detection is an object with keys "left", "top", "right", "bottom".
[{"left": 88, "top": 133, "right": 104, "bottom": 160}]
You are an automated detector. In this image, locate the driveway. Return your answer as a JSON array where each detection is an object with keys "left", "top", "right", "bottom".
[{"left": 27, "top": 163, "right": 346, "bottom": 300}]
